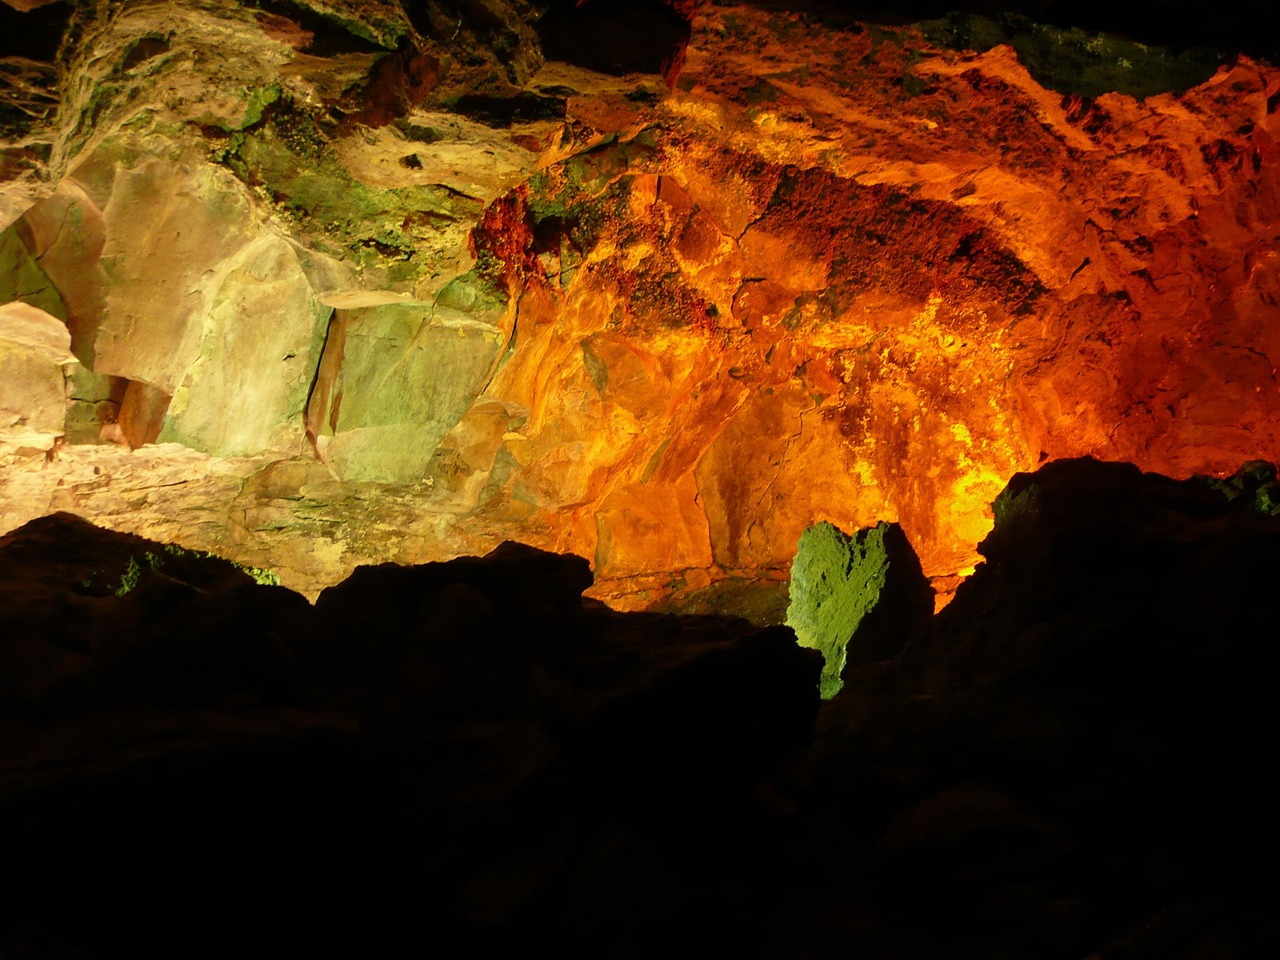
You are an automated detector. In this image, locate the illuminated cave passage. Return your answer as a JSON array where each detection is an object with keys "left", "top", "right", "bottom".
[
  {"left": 1, "top": 0, "right": 1277, "bottom": 613},
  {"left": 2, "top": 2, "right": 1279, "bottom": 956}
]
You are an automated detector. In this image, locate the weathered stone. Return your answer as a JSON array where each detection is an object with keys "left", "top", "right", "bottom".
[
  {"left": 0, "top": 300, "right": 71, "bottom": 454},
  {"left": 306, "top": 296, "right": 508, "bottom": 482},
  {"left": 115, "top": 379, "right": 171, "bottom": 449},
  {"left": 61, "top": 362, "right": 124, "bottom": 444},
  {"left": 158, "top": 232, "right": 332, "bottom": 456},
  {"left": 425, "top": 396, "right": 528, "bottom": 511},
  {"left": 786, "top": 519, "right": 932, "bottom": 698},
  {"left": 14, "top": 178, "right": 107, "bottom": 364},
  {"left": 81, "top": 148, "right": 261, "bottom": 393},
  {"left": 0, "top": 0, "right": 1278, "bottom": 614},
  {"left": 0, "top": 218, "right": 64, "bottom": 320}
]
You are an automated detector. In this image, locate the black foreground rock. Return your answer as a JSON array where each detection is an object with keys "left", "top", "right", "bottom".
[{"left": 1, "top": 457, "right": 1275, "bottom": 958}]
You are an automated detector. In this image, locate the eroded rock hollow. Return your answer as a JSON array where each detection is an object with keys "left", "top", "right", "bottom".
[{"left": 2, "top": 0, "right": 1277, "bottom": 608}]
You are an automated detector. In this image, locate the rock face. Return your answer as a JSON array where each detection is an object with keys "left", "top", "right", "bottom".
[
  {"left": 0, "top": 300, "right": 74, "bottom": 456},
  {"left": 305, "top": 290, "right": 510, "bottom": 482},
  {"left": 1, "top": 459, "right": 1275, "bottom": 956},
  {"left": 0, "top": 1, "right": 1278, "bottom": 610}
]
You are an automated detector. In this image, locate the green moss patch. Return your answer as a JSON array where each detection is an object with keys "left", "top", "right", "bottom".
[{"left": 215, "top": 95, "right": 482, "bottom": 283}]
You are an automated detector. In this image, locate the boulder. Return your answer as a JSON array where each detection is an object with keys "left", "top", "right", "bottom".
[
  {"left": 306, "top": 292, "right": 508, "bottom": 482},
  {"left": 0, "top": 512, "right": 821, "bottom": 954},
  {"left": 810, "top": 457, "right": 1278, "bottom": 956},
  {"left": 0, "top": 301, "right": 73, "bottom": 455}
]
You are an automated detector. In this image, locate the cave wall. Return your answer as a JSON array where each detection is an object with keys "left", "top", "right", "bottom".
[{"left": 1, "top": 0, "right": 1277, "bottom": 605}]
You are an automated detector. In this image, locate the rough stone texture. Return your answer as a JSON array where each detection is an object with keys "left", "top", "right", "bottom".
[
  {"left": 14, "top": 178, "right": 106, "bottom": 363},
  {"left": 157, "top": 230, "right": 332, "bottom": 456},
  {"left": 0, "top": 1, "right": 1277, "bottom": 610},
  {"left": 0, "top": 300, "right": 72, "bottom": 455},
  {"left": 785, "top": 520, "right": 933, "bottom": 697},
  {"left": 306, "top": 281, "right": 511, "bottom": 482}
]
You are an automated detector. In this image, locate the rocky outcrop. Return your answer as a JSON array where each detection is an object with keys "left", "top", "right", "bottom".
[
  {"left": 0, "top": 300, "right": 74, "bottom": 456},
  {"left": 0, "top": 1, "right": 1277, "bottom": 612},
  {"left": 305, "top": 284, "right": 511, "bottom": 482},
  {"left": 0, "top": 511, "right": 820, "bottom": 955},
  {"left": 1, "top": 458, "right": 1275, "bottom": 956},
  {"left": 801, "top": 456, "right": 1277, "bottom": 957}
]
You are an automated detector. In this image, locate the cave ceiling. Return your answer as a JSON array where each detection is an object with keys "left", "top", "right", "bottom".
[{"left": 1, "top": 0, "right": 1277, "bottom": 608}]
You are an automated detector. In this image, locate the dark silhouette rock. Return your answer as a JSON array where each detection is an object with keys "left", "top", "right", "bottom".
[
  {"left": 1, "top": 458, "right": 1275, "bottom": 956},
  {"left": 807, "top": 457, "right": 1276, "bottom": 957},
  {"left": 0, "top": 514, "right": 822, "bottom": 956}
]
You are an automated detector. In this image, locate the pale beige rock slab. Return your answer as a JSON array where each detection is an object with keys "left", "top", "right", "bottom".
[
  {"left": 0, "top": 301, "right": 72, "bottom": 454},
  {"left": 0, "top": 300, "right": 74, "bottom": 362},
  {"left": 87, "top": 152, "right": 260, "bottom": 393},
  {"left": 159, "top": 232, "right": 332, "bottom": 457}
]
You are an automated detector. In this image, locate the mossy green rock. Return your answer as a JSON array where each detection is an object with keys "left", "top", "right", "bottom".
[
  {"left": 0, "top": 227, "right": 66, "bottom": 322},
  {"left": 786, "top": 520, "right": 932, "bottom": 699},
  {"left": 1195, "top": 460, "right": 1280, "bottom": 517},
  {"left": 308, "top": 298, "right": 507, "bottom": 483}
]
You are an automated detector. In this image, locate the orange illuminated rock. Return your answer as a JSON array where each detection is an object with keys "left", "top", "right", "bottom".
[
  {"left": 471, "top": 7, "right": 1280, "bottom": 603},
  {"left": 0, "top": 1, "right": 1276, "bottom": 609}
]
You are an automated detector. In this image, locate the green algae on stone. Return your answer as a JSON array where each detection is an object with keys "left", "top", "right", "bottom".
[
  {"left": 216, "top": 99, "right": 482, "bottom": 287},
  {"left": 228, "top": 84, "right": 280, "bottom": 132}
]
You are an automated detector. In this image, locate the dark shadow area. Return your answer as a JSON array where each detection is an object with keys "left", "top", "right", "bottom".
[
  {"left": 451, "top": 90, "right": 567, "bottom": 127},
  {"left": 1, "top": 456, "right": 1275, "bottom": 957},
  {"left": 0, "top": 2, "right": 71, "bottom": 61},
  {"left": 535, "top": 0, "right": 692, "bottom": 78}
]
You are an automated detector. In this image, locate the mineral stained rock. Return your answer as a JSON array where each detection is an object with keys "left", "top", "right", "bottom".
[{"left": 0, "top": 1, "right": 1277, "bottom": 610}]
